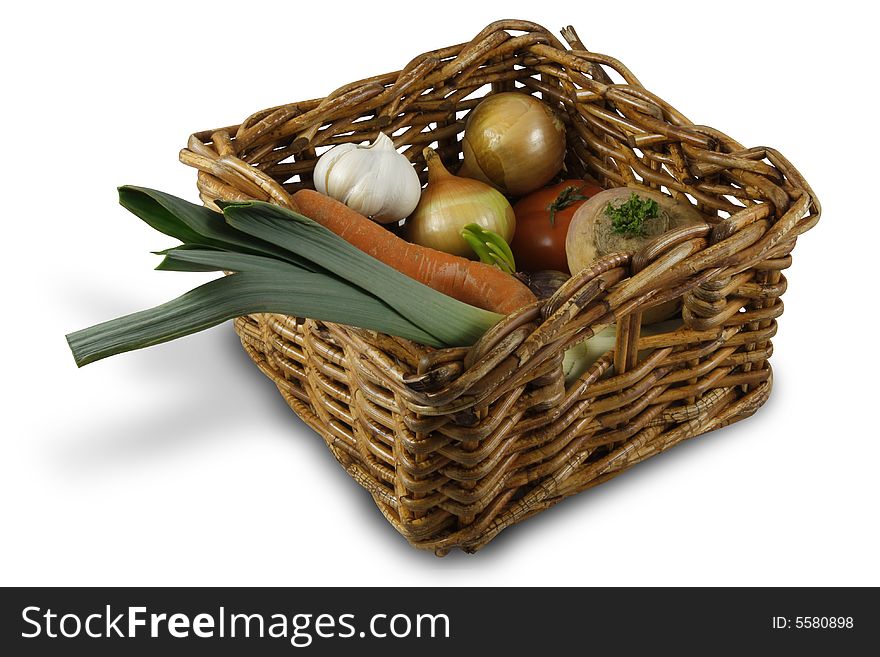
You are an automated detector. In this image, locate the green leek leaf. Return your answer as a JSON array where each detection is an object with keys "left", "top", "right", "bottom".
[
  {"left": 119, "top": 186, "right": 316, "bottom": 270},
  {"left": 67, "top": 270, "right": 443, "bottom": 367},
  {"left": 219, "top": 200, "right": 502, "bottom": 347},
  {"left": 158, "top": 247, "right": 297, "bottom": 274}
]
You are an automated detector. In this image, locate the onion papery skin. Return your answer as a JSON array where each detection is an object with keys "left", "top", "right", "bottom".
[
  {"left": 459, "top": 92, "right": 566, "bottom": 197},
  {"left": 406, "top": 148, "right": 515, "bottom": 258}
]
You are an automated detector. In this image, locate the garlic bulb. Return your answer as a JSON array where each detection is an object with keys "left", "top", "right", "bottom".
[{"left": 313, "top": 132, "right": 421, "bottom": 223}]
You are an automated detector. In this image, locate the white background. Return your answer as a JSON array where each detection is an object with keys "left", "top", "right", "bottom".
[{"left": 3, "top": 1, "right": 877, "bottom": 586}]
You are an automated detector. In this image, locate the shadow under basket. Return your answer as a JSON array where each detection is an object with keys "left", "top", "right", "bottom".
[{"left": 180, "top": 20, "right": 820, "bottom": 555}]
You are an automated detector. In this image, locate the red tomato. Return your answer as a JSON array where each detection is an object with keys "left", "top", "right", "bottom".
[{"left": 511, "top": 180, "right": 603, "bottom": 273}]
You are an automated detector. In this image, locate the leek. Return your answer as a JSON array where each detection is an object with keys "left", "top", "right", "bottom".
[{"left": 67, "top": 187, "right": 504, "bottom": 367}]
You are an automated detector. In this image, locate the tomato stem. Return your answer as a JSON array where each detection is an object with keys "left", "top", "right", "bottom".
[{"left": 547, "top": 185, "right": 592, "bottom": 225}]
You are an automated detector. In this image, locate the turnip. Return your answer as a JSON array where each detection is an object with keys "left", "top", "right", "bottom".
[{"left": 565, "top": 188, "right": 707, "bottom": 323}]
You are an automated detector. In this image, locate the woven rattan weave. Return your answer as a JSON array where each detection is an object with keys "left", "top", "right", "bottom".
[{"left": 180, "top": 20, "right": 819, "bottom": 554}]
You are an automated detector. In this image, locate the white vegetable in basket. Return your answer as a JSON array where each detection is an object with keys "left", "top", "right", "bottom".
[
  {"left": 563, "top": 326, "right": 618, "bottom": 383},
  {"left": 313, "top": 132, "right": 421, "bottom": 223},
  {"left": 562, "top": 318, "right": 682, "bottom": 383}
]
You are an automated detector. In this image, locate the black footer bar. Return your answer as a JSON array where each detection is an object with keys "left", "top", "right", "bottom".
[{"left": 1, "top": 587, "right": 874, "bottom": 655}]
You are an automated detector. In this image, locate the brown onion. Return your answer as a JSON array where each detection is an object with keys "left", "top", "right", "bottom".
[
  {"left": 405, "top": 148, "right": 515, "bottom": 258},
  {"left": 458, "top": 92, "right": 566, "bottom": 196}
]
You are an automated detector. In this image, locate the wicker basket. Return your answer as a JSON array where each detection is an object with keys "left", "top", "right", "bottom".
[{"left": 180, "top": 19, "right": 819, "bottom": 554}]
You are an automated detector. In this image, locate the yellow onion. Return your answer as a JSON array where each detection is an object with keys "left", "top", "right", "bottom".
[
  {"left": 458, "top": 92, "right": 566, "bottom": 196},
  {"left": 405, "top": 147, "right": 515, "bottom": 258}
]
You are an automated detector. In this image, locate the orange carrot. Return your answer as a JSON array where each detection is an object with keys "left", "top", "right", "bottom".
[{"left": 292, "top": 189, "right": 536, "bottom": 315}]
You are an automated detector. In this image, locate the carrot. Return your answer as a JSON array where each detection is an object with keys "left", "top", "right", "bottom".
[{"left": 291, "top": 189, "right": 536, "bottom": 315}]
